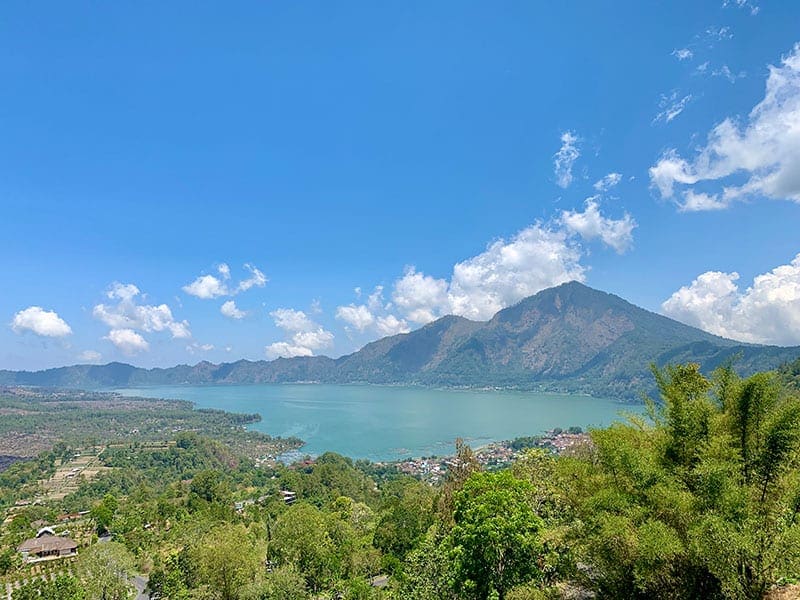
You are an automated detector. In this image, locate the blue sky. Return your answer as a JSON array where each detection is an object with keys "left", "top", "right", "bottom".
[{"left": 3, "top": 1, "right": 800, "bottom": 369}]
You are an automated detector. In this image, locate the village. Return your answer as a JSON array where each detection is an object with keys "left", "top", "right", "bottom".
[{"left": 391, "top": 428, "right": 590, "bottom": 483}]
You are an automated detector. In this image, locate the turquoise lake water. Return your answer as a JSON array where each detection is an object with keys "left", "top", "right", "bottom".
[{"left": 115, "top": 384, "right": 632, "bottom": 461}]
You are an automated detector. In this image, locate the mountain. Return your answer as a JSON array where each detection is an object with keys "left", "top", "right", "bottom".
[{"left": 2, "top": 282, "right": 798, "bottom": 399}]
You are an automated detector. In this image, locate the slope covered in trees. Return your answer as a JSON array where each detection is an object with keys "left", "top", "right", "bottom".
[{"left": 2, "top": 361, "right": 800, "bottom": 598}]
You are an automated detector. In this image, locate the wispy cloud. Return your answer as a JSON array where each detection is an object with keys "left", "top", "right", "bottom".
[
  {"left": 650, "top": 43, "right": 800, "bottom": 210},
  {"left": 654, "top": 91, "right": 693, "bottom": 123},
  {"left": 672, "top": 48, "right": 694, "bottom": 61},
  {"left": 593, "top": 172, "right": 623, "bottom": 192},
  {"left": 553, "top": 131, "right": 580, "bottom": 188},
  {"left": 722, "top": 0, "right": 760, "bottom": 16}
]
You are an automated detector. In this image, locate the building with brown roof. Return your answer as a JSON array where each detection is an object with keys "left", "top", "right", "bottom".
[{"left": 17, "top": 528, "right": 78, "bottom": 563}]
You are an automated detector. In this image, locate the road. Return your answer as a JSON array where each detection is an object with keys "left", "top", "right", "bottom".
[{"left": 132, "top": 574, "right": 149, "bottom": 600}]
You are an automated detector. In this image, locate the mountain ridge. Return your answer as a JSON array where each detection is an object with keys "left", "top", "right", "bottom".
[{"left": 2, "top": 282, "right": 798, "bottom": 399}]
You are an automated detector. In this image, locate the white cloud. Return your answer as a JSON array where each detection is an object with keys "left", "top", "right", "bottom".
[
  {"left": 94, "top": 284, "right": 191, "bottom": 340},
  {"left": 107, "top": 282, "right": 140, "bottom": 302},
  {"left": 11, "top": 306, "right": 72, "bottom": 338},
  {"left": 560, "top": 198, "right": 636, "bottom": 253},
  {"left": 662, "top": 253, "right": 800, "bottom": 345},
  {"left": 292, "top": 328, "right": 335, "bottom": 350},
  {"left": 265, "top": 342, "right": 314, "bottom": 359},
  {"left": 654, "top": 91, "right": 693, "bottom": 123},
  {"left": 672, "top": 48, "right": 694, "bottom": 61},
  {"left": 554, "top": 131, "right": 580, "bottom": 188},
  {"left": 93, "top": 283, "right": 190, "bottom": 356},
  {"left": 220, "top": 300, "right": 246, "bottom": 320},
  {"left": 237, "top": 264, "right": 268, "bottom": 293},
  {"left": 78, "top": 350, "right": 102, "bottom": 363},
  {"left": 650, "top": 44, "right": 800, "bottom": 209},
  {"left": 712, "top": 64, "right": 746, "bottom": 83},
  {"left": 183, "top": 263, "right": 267, "bottom": 299},
  {"left": 393, "top": 268, "right": 450, "bottom": 324},
  {"left": 271, "top": 308, "right": 315, "bottom": 333},
  {"left": 186, "top": 342, "right": 214, "bottom": 354},
  {"left": 446, "top": 224, "right": 586, "bottom": 320},
  {"left": 336, "top": 286, "right": 410, "bottom": 339},
  {"left": 183, "top": 274, "right": 230, "bottom": 299},
  {"left": 375, "top": 315, "right": 410, "bottom": 336},
  {"left": 705, "top": 26, "right": 733, "bottom": 42},
  {"left": 105, "top": 329, "right": 149, "bottom": 355},
  {"left": 593, "top": 172, "right": 623, "bottom": 192},
  {"left": 723, "top": 0, "right": 759, "bottom": 16},
  {"left": 336, "top": 304, "right": 375, "bottom": 332},
  {"left": 388, "top": 227, "right": 582, "bottom": 324},
  {"left": 334, "top": 203, "right": 635, "bottom": 346},
  {"left": 679, "top": 190, "right": 731, "bottom": 211},
  {"left": 266, "top": 308, "right": 334, "bottom": 358}
]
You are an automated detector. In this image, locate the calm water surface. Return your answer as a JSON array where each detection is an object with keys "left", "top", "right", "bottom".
[{"left": 115, "top": 384, "right": 631, "bottom": 461}]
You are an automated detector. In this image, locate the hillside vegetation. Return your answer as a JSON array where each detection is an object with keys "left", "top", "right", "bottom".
[{"left": 2, "top": 361, "right": 800, "bottom": 598}]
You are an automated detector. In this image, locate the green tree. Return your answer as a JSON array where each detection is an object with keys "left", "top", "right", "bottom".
[
  {"left": 90, "top": 492, "right": 119, "bottom": 534},
  {"left": 197, "top": 523, "right": 261, "bottom": 600},
  {"left": 77, "top": 542, "right": 135, "bottom": 600},
  {"left": 447, "top": 470, "right": 544, "bottom": 600},
  {"left": 240, "top": 565, "right": 309, "bottom": 600},
  {"left": 12, "top": 575, "right": 86, "bottom": 600},
  {"left": 271, "top": 503, "right": 336, "bottom": 592}
]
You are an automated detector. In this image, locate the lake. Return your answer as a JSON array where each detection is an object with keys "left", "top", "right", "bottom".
[{"left": 115, "top": 384, "right": 632, "bottom": 461}]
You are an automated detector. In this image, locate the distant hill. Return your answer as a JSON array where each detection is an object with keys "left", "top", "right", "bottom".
[{"left": 2, "top": 282, "right": 798, "bottom": 399}]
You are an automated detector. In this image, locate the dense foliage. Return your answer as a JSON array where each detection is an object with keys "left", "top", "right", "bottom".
[{"left": 2, "top": 360, "right": 800, "bottom": 599}]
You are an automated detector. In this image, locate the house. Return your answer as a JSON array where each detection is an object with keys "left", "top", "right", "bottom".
[
  {"left": 18, "top": 528, "right": 78, "bottom": 563},
  {"left": 279, "top": 490, "right": 297, "bottom": 505}
]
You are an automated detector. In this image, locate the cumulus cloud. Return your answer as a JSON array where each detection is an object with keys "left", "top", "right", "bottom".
[
  {"left": 265, "top": 342, "right": 314, "bottom": 359},
  {"left": 335, "top": 286, "right": 411, "bottom": 339},
  {"left": 183, "top": 274, "right": 230, "bottom": 299},
  {"left": 446, "top": 224, "right": 588, "bottom": 320},
  {"left": 11, "top": 307, "right": 72, "bottom": 338},
  {"left": 654, "top": 91, "right": 693, "bottom": 123},
  {"left": 78, "top": 350, "right": 102, "bottom": 363},
  {"left": 271, "top": 308, "right": 316, "bottom": 333},
  {"left": 384, "top": 225, "right": 581, "bottom": 324},
  {"left": 554, "top": 131, "right": 580, "bottom": 188},
  {"left": 335, "top": 202, "right": 634, "bottom": 343},
  {"left": 593, "top": 172, "right": 623, "bottom": 192},
  {"left": 672, "top": 48, "right": 694, "bottom": 61},
  {"left": 266, "top": 308, "right": 334, "bottom": 358},
  {"left": 662, "top": 253, "right": 800, "bottom": 345},
  {"left": 220, "top": 300, "right": 246, "bottom": 320},
  {"left": 94, "top": 284, "right": 191, "bottom": 340},
  {"left": 650, "top": 43, "right": 800, "bottom": 210},
  {"left": 107, "top": 283, "right": 140, "bottom": 302},
  {"left": 560, "top": 198, "right": 636, "bottom": 253},
  {"left": 94, "top": 283, "right": 191, "bottom": 355},
  {"left": 105, "top": 329, "right": 149, "bottom": 355},
  {"left": 336, "top": 304, "right": 375, "bottom": 332},
  {"left": 393, "top": 268, "right": 450, "bottom": 324},
  {"left": 375, "top": 315, "right": 411, "bottom": 336},
  {"left": 183, "top": 263, "right": 267, "bottom": 299}
]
